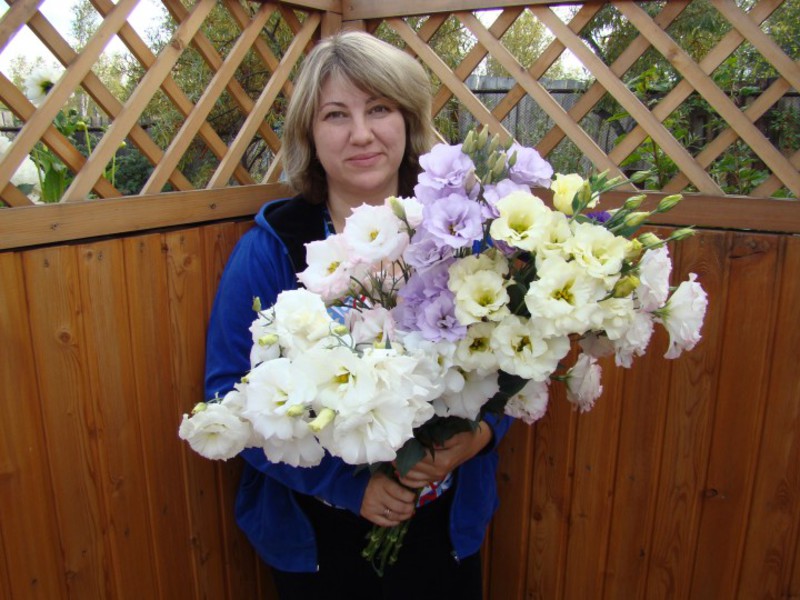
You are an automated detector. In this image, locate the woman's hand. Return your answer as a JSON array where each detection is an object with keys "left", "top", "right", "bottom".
[
  {"left": 360, "top": 470, "right": 416, "bottom": 526},
  {"left": 396, "top": 423, "right": 493, "bottom": 489}
]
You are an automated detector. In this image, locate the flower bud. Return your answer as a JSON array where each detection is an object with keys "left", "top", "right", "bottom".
[
  {"left": 332, "top": 324, "right": 349, "bottom": 336},
  {"left": 612, "top": 274, "right": 640, "bottom": 298},
  {"left": 507, "top": 149, "right": 518, "bottom": 169},
  {"left": 309, "top": 407, "right": 336, "bottom": 433},
  {"left": 670, "top": 227, "right": 695, "bottom": 241},
  {"left": 657, "top": 194, "right": 682, "bottom": 212},
  {"left": 623, "top": 211, "right": 650, "bottom": 228},
  {"left": 252, "top": 296, "right": 262, "bottom": 312},
  {"left": 191, "top": 402, "right": 208, "bottom": 415},
  {"left": 625, "top": 238, "right": 644, "bottom": 260},
  {"left": 637, "top": 232, "right": 661, "bottom": 248},
  {"left": 388, "top": 196, "right": 406, "bottom": 220},
  {"left": 286, "top": 404, "right": 307, "bottom": 418},
  {"left": 461, "top": 130, "right": 475, "bottom": 154},
  {"left": 629, "top": 170, "right": 651, "bottom": 183},
  {"left": 623, "top": 194, "right": 646, "bottom": 210},
  {"left": 258, "top": 333, "right": 278, "bottom": 347},
  {"left": 476, "top": 126, "right": 489, "bottom": 150},
  {"left": 492, "top": 152, "right": 507, "bottom": 178},
  {"left": 488, "top": 133, "right": 501, "bottom": 156}
]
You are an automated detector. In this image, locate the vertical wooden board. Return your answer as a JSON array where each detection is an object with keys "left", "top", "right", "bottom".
[
  {"left": 690, "top": 232, "right": 781, "bottom": 599},
  {"left": 165, "top": 228, "right": 227, "bottom": 600},
  {"left": 645, "top": 230, "right": 728, "bottom": 598},
  {"left": 487, "top": 419, "right": 534, "bottom": 600},
  {"left": 527, "top": 380, "right": 578, "bottom": 600},
  {"left": 0, "top": 252, "right": 65, "bottom": 600},
  {"left": 737, "top": 235, "right": 800, "bottom": 598},
  {"left": 561, "top": 355, "right": 624, "bottom": 599},
  {"left": 21, "top": 246, "right": 110, "bottom": 599},
  {"left": 601, "top": 326, "right": 672, "bottom": 599},
  {"left": 75, "top": 240, "right": 159, "bottom": 598},
  {"left": 201, "top": 222, "right": 261, "bottom": 599},
  {"left": 122, "top": 234, "right": 197, "bottom": 599}
]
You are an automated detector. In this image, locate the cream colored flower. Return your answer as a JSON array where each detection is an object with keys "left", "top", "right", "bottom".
[
  {"left": 550, "top": 173, "right": 585, "bottom": 215},
  {"left": 490, "top": 315, "right": 570, "bottom": 381},
  {"left": 24, "top": 66, "right": 61, "bottom": 106},
  {"left": 452, "top": 269, "right": 510, "bottom": 326},
  {"left": 489, "top": 191, "right": 554, "bottom": 252},
  {"left": 565, "top": 221, "right": 630, "bottom": 286}
]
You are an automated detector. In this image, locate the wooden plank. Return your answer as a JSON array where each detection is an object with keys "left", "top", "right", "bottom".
[
  {"left": 0, "top": 251, "right": 66, "bottom": 600},
  {"left": 63, "top": 0, "right": 217, "bottom": 201},
  {"left": 164, "top": 228, "right": 228, "bottom": 598},
  {"left": 75, "top": 239, "right": 159, "bottom": 597},
  {"left": 527, "top": 373, "right": 578, "bottom": 599},
  {"left": 208, "top": 13, "right": 320, "bottom": 188},
  {"left": 645, "top": 231, "right": 729, "bottom": 598},
  {"left": 0, "top": 183, "right": 293, "bottom": 251},
  {"left": 0, "top": 0, "right": 44, "bottom": 52},
  {"left": 561, "top": 356, "right": 624, "bottom": 598},
  {"left": 21, "top": 245, "right": 111, "bottom": 598},
  {"left": 487, "top": 420, "right": 534, "bottom": 599},
  {"left": 122, "top": 232, "right": 199, "bottom": 598},
  {"left": 344, "top": 0, "right": 552, "bottom": 20},
  {"left": 0, "top": 0, "right": 139, "bottom": 193},
  {"left": 615, "top": 1, "right": 800, "bottom": 197},
  {"left": 602, "top": 315, "right": 672, "bottom": 597},
  {"left": 689, "top": 232, "right": 780, "bottom": 597},
  {"left": 141, "top": 1, "right": 275, "bottom": 194},
  {"left": 735, "top": 235, "right": 800, "bottom": 597}
]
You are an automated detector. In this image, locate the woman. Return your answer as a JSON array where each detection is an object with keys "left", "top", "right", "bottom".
[{"left": 205, "top": 31, "right": 511, "bottom": 599}]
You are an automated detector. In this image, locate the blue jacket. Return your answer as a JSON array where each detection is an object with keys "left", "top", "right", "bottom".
[{"left": 204, "top": 196, "right": 511, "bottom": 573}]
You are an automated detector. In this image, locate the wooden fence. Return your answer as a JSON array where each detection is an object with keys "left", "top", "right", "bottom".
[{"left": 1, "top": 1, "right": 799, "bottom": 598}]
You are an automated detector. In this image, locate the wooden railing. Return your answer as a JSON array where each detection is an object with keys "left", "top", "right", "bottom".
[{"left": 1, "top": 1, "right": 799, "bottom": 598}]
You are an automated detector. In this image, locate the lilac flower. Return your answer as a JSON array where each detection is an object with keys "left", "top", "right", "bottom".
[
  {"left": 418, "top": 293, "right": 466, "bottom": 342},
  {"left": 508, "top": 143, "right": 553, "bottom": 187},
  {"left": 418, "top": 143, "right": 475, "bottom": 190},
  {"left": 586, "top": 211, "right": 612, "bottom": 224},
  {"left": 481, "top": 178, "right": 531, "bottom": 219},
  {"left": 403, "top": 228, "right": 450, "bottom": 272},
  {"left": 423, "top": 193, "right": 484, "bottom": 249}
]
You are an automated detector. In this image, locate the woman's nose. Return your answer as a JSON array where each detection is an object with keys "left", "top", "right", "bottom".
[{"left": 349, "top": 114, "right": 374, "bottom": 144}]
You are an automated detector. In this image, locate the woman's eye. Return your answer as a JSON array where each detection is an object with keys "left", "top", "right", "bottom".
[
  {"left": 323, "top": 110, "right": 346, "bottom": 120},
  {"left": 369, "top": 104, "right": 391, "bottom": 115}
]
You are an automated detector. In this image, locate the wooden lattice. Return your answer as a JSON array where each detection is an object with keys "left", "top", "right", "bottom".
[{"left": 0, "top": 0, "right": 798, "bottom": 242}]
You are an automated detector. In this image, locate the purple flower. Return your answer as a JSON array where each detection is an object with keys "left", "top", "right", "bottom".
[
  {"left": 423, "top": 193, "right": 484, "bottom": 249},
  {"left": 393, "top": 260, "right": 454, "bottom": 331},
  {"left": 586, "top": 211, "right": 612, "bottom": 224},
  {"left": 481, "top": 178, "right": 531, "bottom": 219},
  {"left": 508, "top": 143, "right": 553, "bottom": 187},
  {"left": 417, "top": 293, "right": 466, "bottom": 342},
  {"left": 418, "top": 143, "right": 475, "bottom": 191},
  {"left": 403, "top": 228, "right": 450, "bottom": 272}
]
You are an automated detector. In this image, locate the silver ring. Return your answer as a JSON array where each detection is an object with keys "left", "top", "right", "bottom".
[{"left": 384, "top": 507, "right": 391, "bottom": 518}]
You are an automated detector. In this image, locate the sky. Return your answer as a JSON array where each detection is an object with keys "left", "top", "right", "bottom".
[{"left": 0, "top": 0, "right": 167, "bottom": 75}]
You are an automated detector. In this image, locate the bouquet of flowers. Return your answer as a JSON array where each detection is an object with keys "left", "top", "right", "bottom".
[{"left": 179, "top": 126, "right": 708, "bottom": 573}]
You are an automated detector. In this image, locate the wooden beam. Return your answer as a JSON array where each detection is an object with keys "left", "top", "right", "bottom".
[
  {"left": 0, "top": 183, "right": 293, "bottom": 251},
  {"left": 344, "top": 0, "right": 553, "bottom": 20}
]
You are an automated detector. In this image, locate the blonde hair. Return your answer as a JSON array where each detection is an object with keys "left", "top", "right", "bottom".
[{"left": 282, "top": 31, "right": 435, "bottom": 204}]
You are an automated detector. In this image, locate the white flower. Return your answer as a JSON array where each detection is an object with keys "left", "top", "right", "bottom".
[
  {"left": 579, "top": 332, "right": 615, "bottom": 360},
  {"left": 346, "top": 306, "right": 396, "bottom": 348},
  {"left": 0, "top": 135, "right": 42, "bottom": 199},
  {"left": 655, "top": 273, "right": 707, "bottom": 359},
  {"left": 565, "top": 222, "right": 629, "bottom": 286},
  {"left": 435, "top": 369, "right": 499, "bottom": 420},
  {"left": 273, "top": 289, "right": 334, "bottom": 358},
  {"left": 242, "top": 357, "right": 317, "bottom": 441},
  {"left": 178, "top": 395, "right": 252, "bottom": 460},
  {"left": 565, "top": 354, "right": 603, "bottom": 412},
  {"left": 504, "top": 379, "right": 549, "bottom": 424},
  {"left": 299, "top": 346, "right": 376, "bottom": 410},
  {"left": 524, "top": 255, "right": 605, "bottom": 337},
  {"left": 387, "top": 195, "right": 423, "bottom": 228},
  {"left": 593, "top": 297, "right": 637, "bottom": 340},
  {"left": 636, "top": 245, "right": 672, "bottom": 311},
  {"left": 24, "top": 66, "right": 61, "bottom": 106},
  {"left": 448, "top": 250, "right": 509, "bottom": 290},
  {"left": 612, "top": 309, "right": 655, "bottom": 368},
  {"left": 342, "top": 203, "right": 408, "bottom": 264},
  {"left": 257, "top": 428, "right": 325, "bottom": 467},
  {"left": 298, "top": 236, "right": 361, "bottom": 302},
  {"left": 490, "top": 315, "right": 570, "bottom": 381},
  {"left": 550, "top": 173, "right": 586, "bottom": 215},
  {"left": 534, "top": 210, "right": 573, "bottom": 265},
  {"left": 249, "top": 312, "right": 280, "bottom": 367},
  {"left": 454, "top": 321, "right": 499, "bottom": 375},
  {"left": 489, "top": 191, "right": 554, "bottom": 252},
  {"left": 452, "top": 269, "right": 510, "bottom": 325}
]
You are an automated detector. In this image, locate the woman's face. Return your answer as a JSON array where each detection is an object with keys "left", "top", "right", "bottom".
[{"left": 312, "top": 75, "right": 406, "bottom": 205}]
